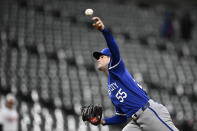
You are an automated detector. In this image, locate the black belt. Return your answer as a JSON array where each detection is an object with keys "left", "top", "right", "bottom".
[
  {"left": 141, "top": 102, "right": 150, "bottom": 111},
  {"left": 132, "top": 102, "right": 150, "bottom": 120}
]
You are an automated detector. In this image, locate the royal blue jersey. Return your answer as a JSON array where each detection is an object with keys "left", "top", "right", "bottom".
[{"left": 102, "top": 27, "right": 149, "bottom": 119}]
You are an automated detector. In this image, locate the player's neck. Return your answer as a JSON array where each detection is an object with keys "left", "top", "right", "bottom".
[{"left": 103, "top": 69, "right": 108, "bottom": 77}]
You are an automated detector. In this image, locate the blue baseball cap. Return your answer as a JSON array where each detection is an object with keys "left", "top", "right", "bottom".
[{"left": 93, "top": 48, "right": 111, "bottom": 60}]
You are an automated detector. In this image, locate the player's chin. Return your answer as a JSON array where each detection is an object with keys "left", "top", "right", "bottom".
[{"left": 97, "top": 65, "right": 103, "bottom": 71}]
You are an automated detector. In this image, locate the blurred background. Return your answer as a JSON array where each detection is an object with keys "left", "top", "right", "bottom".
[{"left": 0, "top": 0, "right": 197, "bottom": 131}]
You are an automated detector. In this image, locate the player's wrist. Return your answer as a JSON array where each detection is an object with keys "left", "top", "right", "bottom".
[
  {"left": 100, "top": 26, "right": 105, "bottom": 31},
  {"left": 101, "top": 27, "right": 107, "bottom": 33},
  {"left": 101, "top": 120, "right": 106, "bottom": 125}
]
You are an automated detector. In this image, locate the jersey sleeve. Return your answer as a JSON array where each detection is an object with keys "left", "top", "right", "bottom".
[
  {"left": 104, "top": 114, "right": 127, "bottom": 125},
  {"left": 115, "top": 106, "right": 126, "bottom": 116},
  {"left": 102, "top": 27, "right": 120, "bottom": 67}
]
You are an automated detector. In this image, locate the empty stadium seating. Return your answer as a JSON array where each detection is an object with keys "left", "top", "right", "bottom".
[{"left": 0, "top": 0, "right": 197, "bottom": 130}]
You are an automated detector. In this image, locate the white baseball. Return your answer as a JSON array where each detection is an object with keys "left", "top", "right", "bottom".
[{"left": 85, "top": 9, "right": 93, "bottom": 16}]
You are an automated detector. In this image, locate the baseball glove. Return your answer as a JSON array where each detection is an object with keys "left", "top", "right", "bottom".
[{"left": 81, "top": 104, "right": 102, "bottom": 125}]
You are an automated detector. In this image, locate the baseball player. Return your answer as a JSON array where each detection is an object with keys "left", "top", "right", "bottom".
[
  {"left": 91, "top": 17, "right": 179, "bottom": 131},
  {"left": 0, "top": 94, "right": 18, "bottom": 131}
]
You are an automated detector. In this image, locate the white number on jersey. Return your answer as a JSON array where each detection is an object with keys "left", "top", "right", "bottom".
[{"left": 115, "top": 88, "right": 127, "bottom": 102}]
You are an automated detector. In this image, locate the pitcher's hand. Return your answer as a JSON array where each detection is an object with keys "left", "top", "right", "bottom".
[{"left": 92, "top": 17, "right": 105, "bottom": 31}]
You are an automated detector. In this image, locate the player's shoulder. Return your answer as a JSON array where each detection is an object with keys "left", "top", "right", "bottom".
[
  {"left": 109, "top": 58, "right": 125, "bottom": 71},
  {"left": 0, "top": 109, "right": 6, "bottom": 116}
]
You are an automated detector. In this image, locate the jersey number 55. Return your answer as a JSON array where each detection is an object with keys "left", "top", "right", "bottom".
[{"left": 115, "top": 88, "right": 127, "bottom": 102}]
